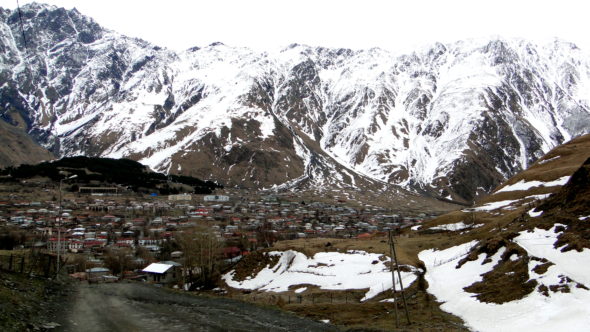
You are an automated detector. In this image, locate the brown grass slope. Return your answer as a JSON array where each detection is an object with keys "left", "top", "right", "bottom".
[
  {"left": 481, "top": 133, "right": 590, "bottom": 204},
  {"left": 0, "top": 120, "right": 54, "bottom": 168}
]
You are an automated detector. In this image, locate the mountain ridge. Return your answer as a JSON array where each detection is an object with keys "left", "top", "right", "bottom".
[{"left": 2, "top": 3, "right": 590, "bottom": 203}]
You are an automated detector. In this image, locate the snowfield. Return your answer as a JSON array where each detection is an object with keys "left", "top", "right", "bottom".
[
  {"left": 496, "top": 176, "right": 571, "bottom": 193},
  {"left": 428, "top": 221, "right": 483, "bottom": 232},
  {"left": 468, "top": 194, "right": 551, "bottom": 212},
  {"left": 223, "top": 250, "right": 418, "bottom": 301},
  {"left": 419, "top": 226, "right": 590, "bottom": 332}
]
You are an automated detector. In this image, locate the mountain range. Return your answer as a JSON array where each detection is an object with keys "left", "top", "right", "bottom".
[{"left": 1, "top": 3, "right": 590, "bottom": 204}]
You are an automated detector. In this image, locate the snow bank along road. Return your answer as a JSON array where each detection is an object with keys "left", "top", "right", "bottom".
[{"left": 57, "top": 282, "right": 339, "bottom": 332}]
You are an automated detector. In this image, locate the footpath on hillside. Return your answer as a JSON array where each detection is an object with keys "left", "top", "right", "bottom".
[{"left": 57, "top": 282, "right": 340, "bottom": 332}]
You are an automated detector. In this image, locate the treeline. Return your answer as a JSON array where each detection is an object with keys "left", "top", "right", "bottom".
[{"left": 0, "top": 156, "right": 222, "bottom": 194}]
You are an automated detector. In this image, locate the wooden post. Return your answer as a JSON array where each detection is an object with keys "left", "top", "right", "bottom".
[
  {"left": 388, "top": 231, "right": 400, "bottom": 328},
  {"left": 9, "top": 254, "right": 13, "bottom": 271},
  {"left": 20, "top": 256, "right": 25, "bottom": 273}
]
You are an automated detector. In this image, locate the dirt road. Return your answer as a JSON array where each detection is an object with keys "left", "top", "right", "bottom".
[{"left": 57, "top": 282, "right": 339, "bottom": 332}]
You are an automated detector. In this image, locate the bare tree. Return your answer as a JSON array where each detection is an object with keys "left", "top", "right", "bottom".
[
  {"left": 176, "top": 226, "right": 224, "bottom": 289},
  {"left": 103, "top": 247, "right": 133, "bottom": 278}
]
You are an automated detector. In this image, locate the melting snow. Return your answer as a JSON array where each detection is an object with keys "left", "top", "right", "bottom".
[
  {"left": 294, "top": 287, "right": 307, "bottom": 294},
  {"left": 419, "top": 226, "right": 590, "bottom": 331},
  {"left": 528, "top": 208, "right": 543, "bottom": 218},
  {"left": 470, "top": 199, "right": 520, "bottom": 211},
  {"left": 515, "top": 225, "right": 590, "bottom": 287},
  {"left": 223, "top": 250, "right": 417, "bottom": 302},
  {"left": 497, "top": 176, "right": 571, "bottom": 193},
  {"left": 428, "top": 221, "right": 481, "bottom": 231},
  {"left": 538, "top": 156, "right": 560, "bottom": 165}
]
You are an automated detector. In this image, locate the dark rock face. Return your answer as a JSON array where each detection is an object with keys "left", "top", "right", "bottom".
[{"left": 1, "top": 3, "right": 590, "bottom": 200}]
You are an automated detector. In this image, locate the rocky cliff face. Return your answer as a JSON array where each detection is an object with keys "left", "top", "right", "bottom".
[{"left": 2, "top": 3, "right": 590, "bottom": 202}]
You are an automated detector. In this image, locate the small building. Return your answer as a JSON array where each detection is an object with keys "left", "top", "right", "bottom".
[
  {"left": 47, "top": 238, "right": 70, "bottom": 252},
  {"left": 79, "top": 187, "right": 120, "bottom": 195},
  {"left": 142, "top": 261, "right": 181, "bottom": 284},
  {"left": 169, "top": 194, "right": 192, "bottom": 201},
  {"left": 86, "top": 267, "right": 111, "bottom": 281},
  {"left": 204, "top": 195, "right": 229, "bottom": 202}
]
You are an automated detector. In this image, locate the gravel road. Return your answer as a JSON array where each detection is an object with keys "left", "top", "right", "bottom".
[{"left": 57, "top": 282, "right": 340, "bottom": 332}]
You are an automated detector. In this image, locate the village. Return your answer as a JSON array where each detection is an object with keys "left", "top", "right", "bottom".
[{"left": 0, "top": 179, "right": 432, "bottom": 287}]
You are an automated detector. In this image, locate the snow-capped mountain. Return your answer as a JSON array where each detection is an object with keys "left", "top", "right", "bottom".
[{"left": 2, "top": 3, "right": 590, "bottom": 202}]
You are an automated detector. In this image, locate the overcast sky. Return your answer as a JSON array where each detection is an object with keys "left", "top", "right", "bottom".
[{"left": 9, "top": 0, "right": 590, "bottom": 52}]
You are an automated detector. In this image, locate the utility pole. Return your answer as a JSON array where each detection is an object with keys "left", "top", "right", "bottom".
[
  {"left": 388, "top": 230, "right": 411, "bottom": 326},
  {"left": 56, "top": 173, "right": 77, "bottom": 279},
  {"left": 388, "top": 231, "right": 400, "bottom": 327}
]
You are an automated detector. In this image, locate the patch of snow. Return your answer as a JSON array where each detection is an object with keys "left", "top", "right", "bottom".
[
  {"left": 579, "top": 216, "right": 590, "bottom": 221},
  {"left": 515, "top": 225, "right": 590, "bottom": 287},
  {"left": 469, "top": 199, "right": 520, "bottom": 211},
  {"left": 428, "top": 221, "right": 480, "bottom": 231},
  {"left": 497, "top": 176, "right": 571, "bottom": 193},
  {"left": 419, "top": 227, "right": 590, "bottom": 332},
  {"left": 537, "top": 156, "right": 560, "bottom": 165},
  {"left": 528, "top": 208, "right": 543, "bottom": 218},
  {"left": 411, "top": 225, "right": 422, "bottom": 231},
  {"left": 223, "top": 250, "right": 417, "bottom": 302},
  {"left": 294, "top": 287, "right": 307, "bottom": 294}
]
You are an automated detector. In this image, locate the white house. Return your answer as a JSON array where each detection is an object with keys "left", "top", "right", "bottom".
[
  {"left": 142, "top": 261, "right": 181, "bottom": 284},
  {"left": 203, "top": 195, "right": 229, "bottom": 202}
]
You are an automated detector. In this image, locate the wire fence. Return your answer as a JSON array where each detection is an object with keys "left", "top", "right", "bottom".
[
  {"left": 0, "top": 251, "right": 58, "bottom": 277},
  {"left": 227, "top": 287, "right": 421, "bottom": 306}
]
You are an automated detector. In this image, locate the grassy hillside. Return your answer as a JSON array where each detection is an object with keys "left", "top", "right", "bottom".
[{"left": 0, "top": 120, "right": 54, "bottom": 168}]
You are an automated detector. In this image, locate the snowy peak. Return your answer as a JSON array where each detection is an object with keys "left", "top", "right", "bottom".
[{"left": 1, "top": 4, "right": 590, "bottom": 203}]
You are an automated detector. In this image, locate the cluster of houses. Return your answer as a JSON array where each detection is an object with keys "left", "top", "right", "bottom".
[{"left": 0, "top": 187, "right": 431, "bottom": 285}]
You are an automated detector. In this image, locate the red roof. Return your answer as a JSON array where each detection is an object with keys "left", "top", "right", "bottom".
[{"left": 84, "top": 241, "right": 103, "bottom": 247}]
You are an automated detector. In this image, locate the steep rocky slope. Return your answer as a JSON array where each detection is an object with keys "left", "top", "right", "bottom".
[{"left": 2, "top": 3, "right": 590, "bottom": 203}]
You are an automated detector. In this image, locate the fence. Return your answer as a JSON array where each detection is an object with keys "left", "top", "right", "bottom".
[
  {"left": 221, "top": 286, "right": 423, "bottom": 310},
  {"left": 233, "top": 291, "right": 367, "bottom": 305},
  {"left": 0, "top": 251, "right": 58, "bottom": 277}
]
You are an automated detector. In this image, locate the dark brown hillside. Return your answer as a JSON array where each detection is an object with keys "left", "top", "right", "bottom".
[
  {"left": 534, "top": 157, "right": 590, "bottom": 252},
  {"left": 537, "top": 157, "right": 590, "bottom": 214}
]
